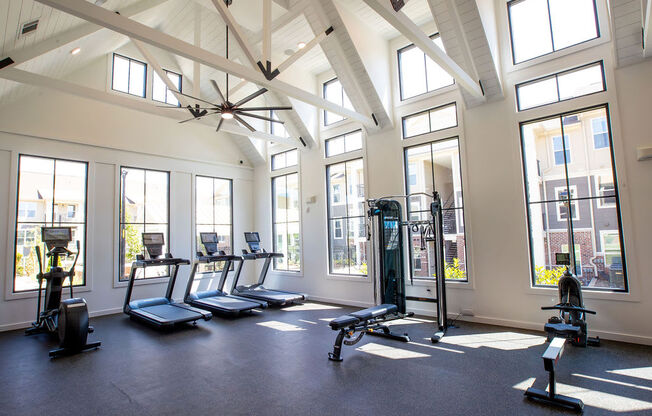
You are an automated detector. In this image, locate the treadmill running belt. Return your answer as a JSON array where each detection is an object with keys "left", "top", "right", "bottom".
[
  {"left": 139, "top": 304, "right": 203, "bottom": 323},
  {"left": 242, "top": 289, "right": 303, "bottom": 302},
  {"left": 195, "top": 297, "right": 261, "bottom": 311}
]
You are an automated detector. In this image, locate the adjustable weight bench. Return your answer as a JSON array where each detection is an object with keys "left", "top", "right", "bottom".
[
  {"left": 328, "top": 304, "right": 413, "bottom": 361},
  {"left": 525, "top": 337, "right": 583, "bottom": 411}
]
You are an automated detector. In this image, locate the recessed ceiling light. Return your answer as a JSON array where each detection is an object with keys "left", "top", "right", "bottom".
[
  {"left": 221, "top": 111, "right": 234, "bottom": 120},
  {"left": 71, "top": 47, "right": 81, "bottom": 55},
  {"left": 297, "top": 42, "right": 306, "bottom": 49}
]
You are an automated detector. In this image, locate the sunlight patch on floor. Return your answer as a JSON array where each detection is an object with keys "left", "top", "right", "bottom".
[
  {"left": 439, "top": 332, "right": 546, "bottom": 350},
  {"left": 408, "top": 341, "right": 465, "bottom": 354},
  {"left": 514, "top": 379, "right": 652, "bottom": 412},
  {"left": 319, "top": 318, "right": 335, "bottom": 322},
  {"left": 256, "top": 321, "right": 306, "bottom": 332},
  {"left": 282, "top": 303, "right": 341, "bottom": 312},
  {"left": 607, "top": 367, "right": 652, "bottom": 382},
  {"left": 356, "top": 342, "right": 430, "bottom": 359},
  {"left": 385, "top": 317, "right": 435, "bottom": 326},
  {"left": 572, "top": 373, "right": 652, "bottom": 392},
  {"left": 298, "top": 319, "right": 317, "bottom": 325}
]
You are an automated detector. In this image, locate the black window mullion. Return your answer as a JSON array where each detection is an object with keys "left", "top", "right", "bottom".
[
  {"left": 423, "top": 50, "right": 429, "bottom": 93},
  {"left": 546, "top": 0, "right": 555, "bottom": 51},
  {"left": 285, "top": 175, "right": 290, "bottom": 271}
]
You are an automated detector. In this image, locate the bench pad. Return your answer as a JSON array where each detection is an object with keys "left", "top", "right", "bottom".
[
  {"left": 329, "top": 315, "right": 360, "bottom": 330},
  {"left": 329, "top": 304, "right": 399, "bottom": 330}
]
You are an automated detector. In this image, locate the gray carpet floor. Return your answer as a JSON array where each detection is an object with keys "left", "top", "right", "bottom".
[{"left": 1, "top": 302, "right": 651, "bottom": 416}]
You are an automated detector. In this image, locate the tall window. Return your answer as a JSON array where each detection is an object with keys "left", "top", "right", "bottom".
[
  {"left": 112, "top": 53, "right": 147, "bottom": 97},
  {"left": 327, "top": 158, "right": 367, "bottom": 276},
  {"left": 270, "top": 110, "right": 289, "bottom": 138},
  {"left": 508, "top": 0, "right": 599, "bottom": 64},
  {"left": 404, "top": 138, "right": 468, "bottom": 281},
  {"left": 325, "top": 130, "right": 363, "bottom": 158},
  {"left": 119, "top": 167, "right": 169, "bottom": 281},
  {"left": 521, "top": 106, "right": 627, "bottom": 290},
  {"left": 153, "top": 69, "right": 181, "bottom": 106},
  {"left": 323, "top": 78, "right": 354, "bottom": 126},
  {"left": 14, "top": 155, "right": 87, "bottom": 292},
  {"left": 552, "top": 135, "right": 570, "bottom": 165},
  {"left": 195, "top": 176, "right": 232, "bottom": 254},
  {"left": 398, "top": 33, "right": 455, "bottom": 100},
  {"left": 272, "top": 173, "right": 301, "bottom": 271}
]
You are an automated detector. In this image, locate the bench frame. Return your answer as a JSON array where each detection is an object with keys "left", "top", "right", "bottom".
[
  {"left": 328, "top": 311, "right": 414, "bottom": 361},
  {"left": 525, "top": 337, "right": 584, "bottom": 412}
]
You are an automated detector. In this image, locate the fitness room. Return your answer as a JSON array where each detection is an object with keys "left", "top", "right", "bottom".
[{"left": 0, "top": 0, "right": 651, "bottom": 414}]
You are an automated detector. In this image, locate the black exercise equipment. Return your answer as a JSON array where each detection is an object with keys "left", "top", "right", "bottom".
[
  {"left": 25, "top": 227, "right": 101, "bottom": 358},
  {"left": 123, "top": 232, "right": 212, "bottom": 328},
  {"left": 525, "top": 337, "right": 584, "bottom": 411},
  {"left": 542, "top": 253, "right": 600, "bottom": 347},
  {"left": 184, "top": 232, "right": 267, "bottom": 316},
  {"left": 230, "top": 232, "right": 305, "bottom": 306},
  {"left": 328, "top": 192, "right": 449, "bottom": 361}
]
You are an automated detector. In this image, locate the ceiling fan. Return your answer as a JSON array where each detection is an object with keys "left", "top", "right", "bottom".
[{"left": 161, "top": 2, "right": 292, "bottom": 134}]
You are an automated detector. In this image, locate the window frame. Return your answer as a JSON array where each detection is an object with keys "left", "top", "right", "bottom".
[
  {"left": 326, "top": 157, "right": 367, "bottom": 277},
  {"left": 554, "top": 185, "right": 579, "bottom": 222},
  {"left": 507, "top": 0, "right": 601, "bottom": 65},
  {"left": 269, "top": 110, "right": 289, "bottom": 138},
  {"left": 397, "top": 32, "right": 455, "bottom": 101},
  {"left": 515, "top": 61, "right": 606, "bottom": 112},
  {"left": 271, "top": 172, "right": 301, "bottom": 273},
  {"left": 118, "top": 166, "right": 171, "bottom": 282},
  {"left": 324, "top": 129, "right": 363, "bottom": 158},
  {"left": 194, "top": 175, "right": 234, "bottom": 257},
  {"left": 322, "top": 78, "right": 352, "bottom": 127},
  {"left": 519, "top": 103, "right": 628, "bottom": 292},
  {"left": 403, "top": 136, "right": 469, "bottom": 282},
  {"left": 13, "top": 154, "right": 89, "bottom": 293},
  {"left": 551, "top": 134, "right": 571, "bottom": 165},
  {"left": 111, "top": 53, "right": 147, "bottom": 98},
  {"left": 402, "top": 102, "right": 458, "bottom": 140},
  {"left": 271, "top": 149, "right": 298, "bottom": 171},
  {"left": 152, "top": 68, "right": 182, "bottom": 107},
  {"left": 596, "top": 178, "right": 616, "bottom": 209}
]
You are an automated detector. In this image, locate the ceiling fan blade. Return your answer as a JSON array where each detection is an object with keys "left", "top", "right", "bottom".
[
  {"left": 216, "top": 118, "right": 224, "bottom": 132},
  {"left": 236, "top": 112, "right": 283, "bottom": 123},
  {"left": 178, "top": 111, "right": 218, "bottom": 123},
  {"left": 233, "top": 88, "right": 268, "bottom": 107},
  {"left": 210, "top": 79, "right": 226, "bottom": 103},
  {"left": 176, "top": 91, "right": 217, "bottom": 107},
  {"left": 233, "top": 114, "right": 256, "bottom": 132},
  {"left": 237, "top": 106, "right": 293, "bottom": 112}
]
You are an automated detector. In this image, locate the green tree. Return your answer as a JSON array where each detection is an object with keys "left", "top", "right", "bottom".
[
  {"left": 433, "top": 258, "right": 467, "bottom": 280},
  {"left": 535, "top": 266, "right": 566, "bottom": 286},
  {"left": 123, "top": 213, "right": 142, "bottom": 262}
]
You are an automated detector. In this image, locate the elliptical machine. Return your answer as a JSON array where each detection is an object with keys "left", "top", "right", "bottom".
[{"left": 25, "top": 227, "right": 101, "bottom": 358}]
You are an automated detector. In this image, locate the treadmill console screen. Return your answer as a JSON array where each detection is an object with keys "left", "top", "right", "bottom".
[
  {"left": 42, "top": 227, "right": 72, "bottom": 249},
  {"left": 142, "top": 232, "right": 164, "bottom": 258},
  {"left": 244, "top": 232, "right": 261, "bottom": 252},
  {"left": 200, "top": 232, "right": 219, "bottom": 254},
  {"left": 555, "top": 252, "right": 571, "bottom": 266}
]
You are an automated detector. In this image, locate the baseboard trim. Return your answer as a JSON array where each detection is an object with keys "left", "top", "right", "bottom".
[
  {"left": 0, "top": 307, "right": 123, "bottom": 333},
  {"left": 313, "top": 298, "right": 652, "bottom": 346}
]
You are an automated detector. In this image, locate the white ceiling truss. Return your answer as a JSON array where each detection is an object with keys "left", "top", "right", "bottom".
[{"left": 0, "top": 0, "right": 516, "bottom": 164}]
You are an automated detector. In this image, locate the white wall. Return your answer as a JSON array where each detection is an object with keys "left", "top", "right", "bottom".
[
  {"left": 253, "top": 8, "right": 652, "bottom": 344},
  {"left": 0, "top": 59, "right": 257, "bottom": 330}
]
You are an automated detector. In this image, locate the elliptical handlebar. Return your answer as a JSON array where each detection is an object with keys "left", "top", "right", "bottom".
[
  {"left": 35, "top": 246, "right": 43, "bottom": 276},
  {"left": 541, "top": 305, "right": 596, "bottom": 315}
]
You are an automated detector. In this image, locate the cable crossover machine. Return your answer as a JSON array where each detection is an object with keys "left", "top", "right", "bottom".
[{"left": 327, "top": 191, "right": 451, "bottom": 361}]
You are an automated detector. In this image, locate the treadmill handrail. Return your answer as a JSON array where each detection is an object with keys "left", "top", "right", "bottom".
[
  {"left": 197, "top": 254, "right": 243, "bottom": 263},
  {"left": 132, "top": 258, "right": 190, "bottom": 267}
]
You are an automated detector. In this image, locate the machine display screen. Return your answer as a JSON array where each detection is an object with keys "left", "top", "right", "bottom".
[
  {"left": 200, "top": 232, "right": 218, "bottom": 244},
  {"left": 245, "top": 232, "right": 260, "bottom": 243},
  {"left": 143, "top": 232, "right": 164, "bottom": 246},
  {"left": 555, "top": 252, "right": 571, "bottom": 266},
  {"left": 383, "top": 220, "right": 400, "bottom": 250},
  {"left": 42, "top": 227, "right": 72, "bottom": 243}
]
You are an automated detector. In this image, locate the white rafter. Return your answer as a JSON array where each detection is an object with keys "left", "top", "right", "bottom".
[
  {"left": 363, "top": 0, "right": 483, "bottom": 98},
  {"left": 247, "top": 0, "right": 310, "bottom": 45},
  {"left": 1, "top": 0, "right": 168, "bottom": 68},
  {"left": 0, "top": 68, "right": 298, "bottom": 149},
  {"left": 262, "top": 0, "right": 272, "bottom": 65},
  {"left": 132, "top": 40, "right": 188, "bottom": 107},
  {"left": 35, "top": 0, "right": 374, "bottom": 127},
  {"left": 276, "top": 27, "right": 330, "bottom": 73}
]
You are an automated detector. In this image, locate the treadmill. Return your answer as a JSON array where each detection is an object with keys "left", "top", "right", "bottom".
[
  {"left": 123, "top": 232, "right": 212, "bottom": 328},
  {"left": 230, "top": 232, "right": 305, "bottom": 306},
  {"left": 184, "top": 232, "right": 267, "bottom": 316}
]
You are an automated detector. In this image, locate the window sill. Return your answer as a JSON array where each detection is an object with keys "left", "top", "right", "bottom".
[
  {"left": 394, "top": 84, "right": 457, "bottom": 111},
  {"left": 409, "top": 278, "right": 472, "bottom": 289},
  {"left": 5, "top": 285, "right": 91, "bottom": 301},
  {"left": 325, "top": 273, "right": 371, "bottom": 283},
  {"left": 113, "top": 276, "right": 170, "bottom": 289},
  {"left": 270, "top": 270, "right": 303, "bottom": 278},
  {"left": 525, "top": 285, "right": 639, "bottom": 303}
]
